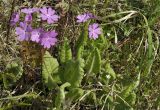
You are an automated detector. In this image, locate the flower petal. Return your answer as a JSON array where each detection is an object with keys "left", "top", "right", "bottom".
[
  {"left": 40, "top": 14, "right": 48, "bottom": 20},
  {"left": 48, "top": 7, "right": 55, "bottom": 15},
  {"left": 40, "top": 7, "right": 47, "bottom": 14}
]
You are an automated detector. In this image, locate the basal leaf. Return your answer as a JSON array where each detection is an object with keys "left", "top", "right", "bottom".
[
  {"left": 59, "top": 58, "right": 85, "bottom": 88},
  {"left": 42, "top": 51, "right": 59, "bottom": 89},
  {"left": 76, "top": 22, "right": 89, "bottom": 58},
  {"left": 85, "top": 48, "right": 101, "bottom": 74},
  {"left": 55, "top": 82, "right": 71, "bottom": 110},
  {"left": 59, "top": 38, "right": 72, "bottom": 64}
]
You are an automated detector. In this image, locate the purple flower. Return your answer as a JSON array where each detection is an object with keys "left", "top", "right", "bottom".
[
  {"left": 77, "top": 13, "right": 88, "bottom": 23},
  {"left": 31, "top": 28, "right": 43, "bottom": 43},
  {"left": 88, "top": 23, "right": 101, "bottom": 39},
  {"left": 40, "top": 7, "right": 59, "bottom": 24},
  {"left": 15, "top": 22, "right": 32, "bottom": 41},
  {"left": 40, "top": 30, "right": 58, "bottom": 48},
  {"left": 25, "top": 14, "right": 32, "bottom": 22},
  {"left": 77, "top": 13, "right": 93, "bottom": 23},
  {"left": 10, "top": 12, "right": 19, "bottom": 26},
  {"left": 21, "top": 8, "right": 39, "bottom": 22},
  {"left": 21, "top": 8, "right": 39, "bottom": 14}
]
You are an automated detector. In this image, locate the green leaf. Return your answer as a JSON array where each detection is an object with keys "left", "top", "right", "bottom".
[
  {"left": 143, "top": 28, "right": 154, "bottom": 76},
  {"left": 59, "top": 58, "right": 85, "bottom": 88},
  {"left": 2, "top": 61, "right": 23, "bottom": 88},
  {"left": 115, "top": 73, "right": 140, "bottom": 109},
  {"left": 2, "top": 73, "right": 17, "bottom": 88},
  {"left": 64, "top": 88, "right": 84, "bottom": 109},
  {"left": 126, "top": 92, "right": 136, "bottom": 106},
  {"left": 85, "top": 48, "right": 101, "bottom": 74},
  {"left": 42, "top": 51, "right": 59, "bottom": 89},
  {"left": 105, "top": 62, "right": 116, "bottom": 79},
  {"left": 55, "top": 82, "right": 71, "bottom": 110},
  {"left": 121, "top": 73, "right": 140, "bottom": 98},
  {"left": 66, "top": 88, "right": 84, "bottom": 102},
  {"left": 59, "top": 38, "right": 72, "bottom": 64},
  {"left": 76, "top": 22, "right": 89, "bottom": 58}
]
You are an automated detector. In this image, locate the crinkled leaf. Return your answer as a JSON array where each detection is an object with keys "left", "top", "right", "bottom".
[
  {"left": 76, "top": 22, "right": 89, "bottom": 58},
  {"left": 59, "top": 58, "right": 85, "bottom": 88},
  {"left": 59, "top": 38, "right": 72, "bottom": 64},
  {"left": 2, "top": 62, "right": 22, "bottom": 88},
  {"left": 55, "top": 82, "right": 71, "bottom": 110},
  {"left": 85, "top": 48, "right": 101, "bottom": 74},
  {"left": 42, "top": 51, "right": 59, "bottom": 89}
]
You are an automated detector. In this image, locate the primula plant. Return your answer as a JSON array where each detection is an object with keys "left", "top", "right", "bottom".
[
  {"left": 10, "top": 4, "right": 104, "bottom": 109},
  {"left": 11, "top": 0, "right": 101, "bottom": 101},
  {"left": 1, "top": 0, "right": 160, "bottom": 110},
  {"left": 10, "top": 7, "right": 60, "bottom": 82}
]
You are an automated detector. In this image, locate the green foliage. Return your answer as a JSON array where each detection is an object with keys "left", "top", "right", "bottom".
[
  {"left": 55, "top": 82, "right": 71, "bottom": 110},
  {"left": 115, "top": 73, "right": 140, "bottom": 109},
  {"left": 59, "top": 38, "right": 72, "bottom": 64},
  {"left": 126, "top": 92, "right": 136, "bottom": 106},
  {"left": 105, "top": 62, "right": 116, "bottom": 79},
  {"left": 1, "top": 61, "right": 22, "bottom": 88},
  {"left": 76, "top": 22, "right": 89, "bottom": 58},
  {"left": 148, "top": 0, "right": 160, "bottom": 26},
  {"left": 85, "top": 47, "right": 101, "bottom": 74},
  {"left": 1, "top": 0, "right": 160, "bottom": 109},
  {"left": 127, "top": 0, "right": 160, "bottom": 27},
  {"left": 66, "top": 88, "right": 84, "bottom": 103},
  {"left": 121, "top": 73, "right": 140, "bottom": 98},
  {"left": 0, "top": 92, "right": 38, "bottom": 109},
  {"left": 59, "top": 58, "right": 85, "bottom": 88},
  {"left": 42, "top": 51, "right": 59, "bottom": 89},
  {"left": 65, "top": 88, "right": 84, "bottom": 108}
]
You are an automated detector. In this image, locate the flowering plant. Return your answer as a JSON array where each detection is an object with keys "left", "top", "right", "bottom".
[
  {"left": 12, "top": 7, "right": 59, "bottom": 49},
  {"left": 12, "top": 9, "right": 103, "bottom": 49},
  {"left": 76, "top": 13, "right": 102, "bottom": 39}
]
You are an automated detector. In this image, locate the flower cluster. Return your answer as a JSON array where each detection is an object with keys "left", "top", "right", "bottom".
[
  {"left": 12, "top": 7, "right": 59, "bottom": 49},
  {"left": 76, "top": 13, "right": 102, "bottom": 40}
]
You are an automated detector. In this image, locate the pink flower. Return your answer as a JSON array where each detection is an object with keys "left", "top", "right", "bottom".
[
  {"left": 88, "top": 23, "right": 101, "bottom": 39},
  {"left": 15, "top": 22, "right": 32, "bottom": 41},
  {"left": 31, "top": 28, "right": 44, "bottom": 43},
  {"left": 76, "top": 13, "right": 93, "bottom": 23},
  {"left": 25, "top": 14, "right": 32, "bottom": 22},
  {"left": 10, "top": 12, "right": 19, "bottom": 26},
  {"left": 21, "top": 8, "right": 39, "bottom": 14},
  {"left": 40, "top": 30, "right": 58, "bottom": 48},
  {"left": 40, "top": 7, "right": 59, "bottom": 24}
]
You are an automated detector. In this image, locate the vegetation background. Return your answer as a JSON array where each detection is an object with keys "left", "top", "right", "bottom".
[{"left": 0, "top": 0, "right": 160, "bottom": 110}]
